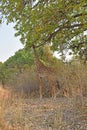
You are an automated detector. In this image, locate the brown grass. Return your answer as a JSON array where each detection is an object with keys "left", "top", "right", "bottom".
[{"left": 0, "top": 95, "right": 87, "bottom": 130}]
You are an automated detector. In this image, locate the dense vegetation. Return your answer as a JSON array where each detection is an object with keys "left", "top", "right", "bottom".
[
  {"left": 0, "top": 46, "right": 87, "bottom": 97},
  {"left": 0, "top": 0, "right": 87, "bottom": 96}
]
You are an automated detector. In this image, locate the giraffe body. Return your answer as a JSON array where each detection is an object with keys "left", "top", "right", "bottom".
[{"left": 32, "top": 45, "right": 59, "bottom": 99}]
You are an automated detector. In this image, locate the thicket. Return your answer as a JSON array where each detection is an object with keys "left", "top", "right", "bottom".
[{"left": 0, "top": 47, "right": 87, "bottom": 98}]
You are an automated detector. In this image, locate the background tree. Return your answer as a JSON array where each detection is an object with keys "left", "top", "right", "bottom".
[{"left": 4, "top": 48, "right": 34, "bottom": 72}]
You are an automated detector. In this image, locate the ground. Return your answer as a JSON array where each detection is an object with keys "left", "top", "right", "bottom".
[{"left": 0, "top": 95, "right": 87, "bottom": 130}]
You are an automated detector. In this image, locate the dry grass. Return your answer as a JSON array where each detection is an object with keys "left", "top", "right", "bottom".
[{"left": 0, "top": 94, "right": 87, "bottom": 130}]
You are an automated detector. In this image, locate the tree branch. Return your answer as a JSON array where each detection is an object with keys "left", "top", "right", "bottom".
[
  {"left": 74, "top": 13, "right": 87, "bottom": 18},
  {"left": 35, "top": 23, "right": 86, "bottom": 48},
  {"left": 71, "top": 42, "right": 87, "bottom": 49}
]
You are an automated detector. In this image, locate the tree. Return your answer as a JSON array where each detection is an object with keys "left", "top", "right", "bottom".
[
  {"left": 0, "top": 0, "right": 87, "bottom": 59},
  {"left": 0, "top": 48, "right": 35, "bottom": 87},
  {"left": 4, "top": 48, "right": 34, "bottom": 72}
]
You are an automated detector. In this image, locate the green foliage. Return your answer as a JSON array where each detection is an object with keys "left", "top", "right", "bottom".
[
  {"left": 0, "top": 48, "right": 34, "bottom": 87},
  {"left": 4, "top": 48, "right": 34, "bottom": 70},
  {"left": 0, "top": 0, "right": 87, "bottom": 59}
]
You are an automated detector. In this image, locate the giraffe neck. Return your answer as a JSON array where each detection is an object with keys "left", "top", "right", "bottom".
[
  {"left": 32, "top": 45, "right": 55, "bottom": 77},
  {"left": 33, "top": 46, "right": 40, "bottom": 63},
  {"left": 32, "top": 46, "right": 44, "bottom": 71}
]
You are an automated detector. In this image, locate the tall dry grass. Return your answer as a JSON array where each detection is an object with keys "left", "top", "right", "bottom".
[{"left": 0, "top": 93, "right": 29, "bottom": 130}]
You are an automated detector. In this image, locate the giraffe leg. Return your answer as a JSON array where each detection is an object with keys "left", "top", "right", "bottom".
[
  {"left": 51, "top": 85, "right": 54, "bottom": 99},
  {"left": 48, "top": 77, "right": 53, "bottom": 98},
  {"left": 52, "top": 83, "right": 56, "bottom": 99},
  {"left": 49, "top": 77, "right": 56, "bottom": 99},
  {"left": 53, "top": 79, "right": 57, "bottom": 99},
  {"left": 39, "top": 77, "right": 43, "bottom": 99}
]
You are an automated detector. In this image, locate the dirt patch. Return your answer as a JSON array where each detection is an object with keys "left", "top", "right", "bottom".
[
  {"left": 0, "top": 86, "right": 11, "bottom": 99},
  {"left": 1, "top": 97, "right": 86, "bottom": 130}
]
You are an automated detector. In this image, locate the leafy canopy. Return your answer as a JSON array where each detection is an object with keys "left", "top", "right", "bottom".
[{"left": 0, "top": 0, "right": 87, "bottom": 58}]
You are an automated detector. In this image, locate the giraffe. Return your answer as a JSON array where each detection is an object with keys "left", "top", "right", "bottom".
[{"left": 32, "top": 45, "right": 60, "bottom": 99}]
